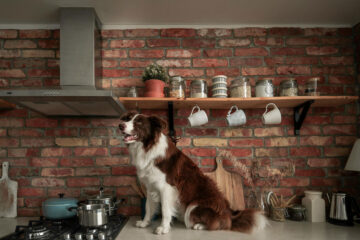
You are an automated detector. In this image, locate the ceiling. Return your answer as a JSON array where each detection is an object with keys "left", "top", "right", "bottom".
[{"left": 0, "top": 0, "right": 359, "bottom": 29}]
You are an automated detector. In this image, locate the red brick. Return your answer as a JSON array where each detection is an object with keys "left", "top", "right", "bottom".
[
  {"left": 323, "top": 125, "right": 356, "bottom": 135},
  {"left": 276, "top": 66, "right": 310, "bottom": 75},
  {"left": 320, "top": 56, "right": 353, "bottom": 65},
  {"left": 96, "top": 157, "right": 129, "bottom": 166},
  {"left": 119, "top": 60, "right": 152, "bottom": 68},
  {"left": 101, "top": 30, "right": 124, "bottom": 38},
  {"left": 229, "top": 139, "right": 263, "bottom": 147},
  {"left": 254, "top": 127, "right": 284, "bottom": 137},
  {"left": 218, "top": 39, "right": 251, "bottom": 47},
  {"left": 335, "top": 136, "right": 357, "bottom": 146},
  {"left": 47, "top": 59, "right": 59, "bottom": 67},
  {"left": 306, "top": 46, "right": 338, "bottom": 55},
  {"left": 41, "top": 148, "right": 72, "bottom": 157},
  {"left": 182, "top": 39, "right": 216, "bottom": 48},
  {"left": 44, "top": 78, "right": 60, "bottom": 87},
  {"left": 204, "top": 49, "right": 233, "bottom": 57},
  {"left": 24, "top": 198, "right": 45, "bottom": 208},
  {"left": 311, "top": 178, "right": 341, "bottom": 187},
  {"left": 27, "top": 69, "right": 59, "bottom": 77},
  {"left": 19, "top": 30, "right": 51, "bottom": 38},
  {"left": 312, "top": 66, "right": 353, "bottom": 75},
  {"left": 10, "top": 167, "right": 39, "bottom": 177},
  {"left": 166, "top": 49, "right": 201, "bottom": 58},
  {"left": 112, "top": 166, "right": 137, "bottom": 175},
  {"left": 234, "top": 28, "right": 267, "bottom": 37},
  {"left": 0, "top": 59, "right": 11, "bottom": 68},
  {"left": 160, "top": 29, "right": 196, "bottom": 37},
  {"left": 129, "top": 49, "right": 164, "bottom": 58},
  {"left": 290, "top": 147, "right": 321, "bottom": 157},
  {"left": 8, "top": 148, "right": 39, "bottom": 157},
  {"left": 0, "top": 49, "right": 21, "bottom": 58},
  {"left": 271, "top": 47, "right": 305, "bottom": 55},
  {"left": 80, "top": 128, "right": 114, "bottom": 137},
  {"left": 0, "top": 138, "right": 19, "bottom": 147},
  {"left": 337, "top": 28, "right": 352, "bottom": 36},
  {"left": 269, "top": 28, "right": 304, "bottom": 36},
  {"left": 242, "top": 67, "right": 275, "bottom": 76},
  {"left": 286, "top": 37, "right": 319, "bottom": 45},
  {"left": 235, "top": 48, "right": 268, "bottom": 56},
  {"left": 300, "top": 136, "right": 333, "bottom": 146},
  {"left": 23, "top": 50, "right": 55, "bottom": 58},
  {"left": 285, "top": 57, "right": 318, "bottom": 65},
  {"left": 147, "top": 39, "right": 180, "bottom": 47},
  {"left": 45, "top": 129, "right": 78, "bottom": 137},
  {"left": 197, "top": 29, "right": 232, "bottom": 37},
  {"left": 102, "top": 49, "right": 127, "bottom": 58},
  {"left": 110, "top": 40, "right": 145, "bottom": 48},
  {"left": 118, "top": 205, "right": 141, "bottom": 216},
  {"left": 125, "top": 29, "right": 159, "bottom": 37},
  {"left": 42, "top": 168, "right": 74, "bottom": 177},
  {"left": 304, "top": 28, "right": 337, "bottom": 36},
  {"left": 220, "top": 129, "right": 252, "bottom": 137},
  {"left": 11, "top": 79, "right": 42, "bottom": 87},
  {"left": 207, "top": 68, "right": 240, "bottom": 77},
  {"left": 102, "top": 59, "right": 118, "bottom": 68},
  {"left": 91, "top": 118, "right": 119, "bottom": 127},
  {"left": 329, "top": 76, "right": 355, "bottom": 84},
  {"left": 60, "top": 119, "right": 90, "bottom": 127},
  {"left": 265, "top": 137, "right": 297, "bottom": 147},
  {"left": 103, "top": 176, "right": 136, "bottom": 186},
  {"left": 76, "top": 167, "right": 110, "bottom": 176},
  {"left": 230, "top": 57, "right": 262, "bottom": 66},
  {"left": 26, "top": 118, "right": 58, "bottom": 128},
  {"left": 18, "top": 208, "right": 40, "bottom": 217},
  {"left": 74, "top": 147, "right": 108, "bottom": 156},
  {"left": 59, "top": 158, "right": 93, "bottom": 167},
  {"left": 67, "top": 177, "right": 100, "bottom": 187},
  {"left": 30, "top": 158, "right": 59, "bottom": 167},
  {"left": 110, "top": 147, "right": 129, "bottom": 156},
  {"left": 264, "top": 57, "right": 284, "bottom": 66},
  {"left": 295, "top": 169, "right": 326, "bottom": 177},
  {"left": 321, "top": 38, "right": 352, "bottom": 45},
  {"left": 225, "top": 149, "right": 252, "bottom": 157},
  {"left": 0, "top": 129, "right": 6, "bottom": 136},
  {"left": 156, "top": 59, "right": 191, "bottom": 67},
  {"left": 185, "top": 128, "right": 218, "bottom": 136},
  {"left": 307, "top": 158, "right": 341, "bottom": 167},
  {"left": 280, "top": 178, "right": 309, "bottom": 187},
  {"left": 193, "top": 59, "right": 228, "bottom": 67},
  {"left": 4, "top": 40, "right": 36, "bottom": 48},
  {"left": 18, "top": 188, "right": 45, "bottom": 197},
  {"left": 254, "top": 37, "right": 283, "bottom": 46},
  {"left": 324, "top": 147, "right": 350, "bottom": 157},
  {"left": 0, "top": 69, "right": 25, "bottom": 78},
  {"left": 32, "top": 178, "right": 65, "bottom": 187},
  {"left": 0, "top": 118, "right": 24, "bottom": 127},
  {"left": 169, "top": 68, "right": 204, "bottom": 77},
  {"left": 182, "top": 148, "right": 217, "bottom": 157},
  {"left": 0, "top": 30, "right": 17, "bottom": 38},
  {"left": 38, "top": 39, "right": 59, "bottom": 48},
  {"left": 102, "top": 69, "right": 130, "bottom": 77}
]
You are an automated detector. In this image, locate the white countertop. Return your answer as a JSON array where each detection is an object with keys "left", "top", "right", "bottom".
[
  {"left": 116, "top": 217, "right": 360, "bottom": 240},
  {"left": 1, "top": 217, "right": 359, "bottom": 240}
]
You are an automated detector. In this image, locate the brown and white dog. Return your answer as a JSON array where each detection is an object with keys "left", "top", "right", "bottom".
[{"left": 118, "top": 112, "right": 267, "bottom": 235}]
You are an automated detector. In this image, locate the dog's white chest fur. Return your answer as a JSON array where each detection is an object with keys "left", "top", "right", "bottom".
[{"left": 128, "top": 134, "right": 181, "bottom": 218}]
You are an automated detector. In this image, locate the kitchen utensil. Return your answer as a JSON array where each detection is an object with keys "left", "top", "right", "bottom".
[
  {"left": 70, "top": 203, "right": 108, "bottom": 227},
  {"left": 302, "top": 190, "right": 325, "bottom": 222},
  {"left": 87, "top": 187, "right": 119, "bottom": 216},
  {"left": 42, "top": 193, "right": 78, "bottom": 220},
  {"left": 287, "top": 205, "right": 306, "bottom": 221},
  {"left": 262, "top": 103, "right": 281, "bottom": 125},
  {"left": 0, "top": 162, "right": 18, "bottom": 218},
  {"left": 205, "top": 158, "right": 245, "bottom": 210},
  {"left": 226, "top": 105, "right": 246, "bottom": 126},
  {"left": 188, "top": 105, "right": 208, "bottom": 127},
  {"left": 328, "top": 192, "right": 355, "bottom": 226}
]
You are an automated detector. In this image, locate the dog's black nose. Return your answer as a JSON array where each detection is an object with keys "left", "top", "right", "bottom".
[{"left": 119, "top": 122, "right": 125, "bottom": 131}]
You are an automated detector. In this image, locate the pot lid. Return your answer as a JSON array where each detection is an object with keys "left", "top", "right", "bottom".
[{"left": 44, "top": 193, "right": 78, "bottom": 205}]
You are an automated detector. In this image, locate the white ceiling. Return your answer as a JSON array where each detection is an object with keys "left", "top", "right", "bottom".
[{"left": 0, "top": 0, "right": 359, "bottom": 29}]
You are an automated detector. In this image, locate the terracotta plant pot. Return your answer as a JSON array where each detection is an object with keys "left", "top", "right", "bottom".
[{"left": 144, "top": 79, "right": 166, "bottom": 97}]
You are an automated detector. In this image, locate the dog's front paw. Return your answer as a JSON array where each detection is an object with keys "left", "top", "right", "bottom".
[
  {"left": 135, "top": 220, "right": 150, "bottom": 228},
  {"left": 154, "top": 225, "right": 170, "bottom": 235},
  {"left": 192, "top": 223, "right": 205, "bottom": 230}
]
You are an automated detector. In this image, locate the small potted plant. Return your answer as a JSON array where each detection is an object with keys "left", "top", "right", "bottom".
[{"left": 142, "top": 63, "right": 168, "bottom": 97}]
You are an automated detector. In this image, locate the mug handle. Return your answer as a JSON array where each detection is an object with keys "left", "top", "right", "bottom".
[
  {"left": 263, "top": 103, "right": 277, "bottom": 115},
  {"left": 190, "top": 105, "right": 201, "bottom": 116},
  {"left": 227, "top": 105, "right": 239, "bottom": 117}
]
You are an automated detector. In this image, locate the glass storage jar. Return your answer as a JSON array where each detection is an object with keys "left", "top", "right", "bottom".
[
  {"left": 169, "top": 76, "right": 186, "bottom": 98},
  {"left": 305, "top": 77, "right": 320, "bottom": 96},
  {"left": 190, "top": 80, "right": 207, "bottom": 98},
  {"left": 279, "top": 79, "right": 298, "bottom": 96},
  {"left": 230, "top": 77, "right": 251, "bottom": 98},
  {"left": 255, "top": 79, "right": 274, "bottom": 97}
]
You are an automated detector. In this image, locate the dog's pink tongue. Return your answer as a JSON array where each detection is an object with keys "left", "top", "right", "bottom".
[{"left": 124, "top": 135, "right": 136, "bottom": 142}]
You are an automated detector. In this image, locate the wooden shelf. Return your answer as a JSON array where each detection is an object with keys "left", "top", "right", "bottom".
[
  {"left": 0, "top": 99, "right": 15, "bottom": 109},
  {"left": 119, "top": 96, "right": 359, "bottom": 110}
]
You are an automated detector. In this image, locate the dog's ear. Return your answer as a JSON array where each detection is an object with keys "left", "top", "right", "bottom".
[{"left": 148, "top": 116, "right": 167, "bottom": 132}]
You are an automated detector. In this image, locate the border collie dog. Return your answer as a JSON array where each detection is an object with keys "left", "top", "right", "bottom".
[{"left": 119, "top": 112, "right": 267, "bottom": 235}]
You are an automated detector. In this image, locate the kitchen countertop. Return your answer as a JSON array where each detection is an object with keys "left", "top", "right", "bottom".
[
  {"left": 0, "top": 217, "right": 359, "bottom": 240},
  {"left": 116, "top": 217, "right": 360, "bottom": 240}
]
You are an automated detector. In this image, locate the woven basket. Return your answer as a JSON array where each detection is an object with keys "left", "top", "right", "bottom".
[{"left": 270, "top": 206, "right": 286, "bottom": 221}]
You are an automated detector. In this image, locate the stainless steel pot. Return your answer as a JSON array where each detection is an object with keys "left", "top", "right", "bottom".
[
  {"left": 70, "top": 203, "right": 108, "bottom": 227},
  {"left": 87, "top": 188, "right": 118, "bottom": 216}
]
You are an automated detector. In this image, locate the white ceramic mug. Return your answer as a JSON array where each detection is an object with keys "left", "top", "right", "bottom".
[
  {"left": 262, "top": 103, "right": 281, "bottom": 124},
  {"left": 226, "top": 106, "right": 246, "bottom": 126},
  {"left": 188, "top": 105, "right": 208, "bottom": 127}
]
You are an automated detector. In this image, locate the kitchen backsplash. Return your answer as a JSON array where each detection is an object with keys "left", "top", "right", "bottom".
[{"left": 0, "top": 27, "right": 359, "bottom": 216}]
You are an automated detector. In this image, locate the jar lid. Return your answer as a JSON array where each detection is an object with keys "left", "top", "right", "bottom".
[
  {"left": 280, "top": 79, "right": 298, "bottom": 87},
  {"left": 191, "top": 79, "right": 206, "bottom": 85},
  {"left": 304, "top": 190, "right": 322, "bottom": 195},
  {"left": 171, "top": 76, "right": 184, "bottom": 82},
  {"left": 308, "top": 77, "right": 320, "bottom": 82},
  {"left": 212, "top": 75, "right": 227, "bottom": 79},
  {"left": 256, "top": 79, "right": 273, "bottom": 85}
]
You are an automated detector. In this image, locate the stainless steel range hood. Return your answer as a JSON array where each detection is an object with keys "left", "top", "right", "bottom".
[{"left": 0, "top": 8, "right": 125, "bottom": 116}]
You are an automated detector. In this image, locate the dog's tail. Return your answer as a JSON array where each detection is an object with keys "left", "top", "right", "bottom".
[{"left": 230, "top": 209, "right": 267, "bottom": 233}]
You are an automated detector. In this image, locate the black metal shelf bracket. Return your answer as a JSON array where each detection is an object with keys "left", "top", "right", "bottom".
[
  {"left": 293, "top": 100, "right": 315, "bottom": 135},
  {"left": 167, "top": 101, "right": 180, "bottom": 144}
]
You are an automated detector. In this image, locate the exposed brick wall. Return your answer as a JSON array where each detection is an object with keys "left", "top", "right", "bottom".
[{"left": 0, "top": 27, "right": 359, "bottom": 217}]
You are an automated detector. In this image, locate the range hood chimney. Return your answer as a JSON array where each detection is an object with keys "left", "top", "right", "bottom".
[{"left": 0, "top": 8, "right": 125, "bottom": 116}]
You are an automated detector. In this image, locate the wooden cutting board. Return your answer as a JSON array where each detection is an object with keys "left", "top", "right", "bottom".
[
  {"left": 205, "top": 158, "right": 245, "bottom": 211},
  {"left": 0, "top": 162, "right": 18, "bottom": 218}
]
